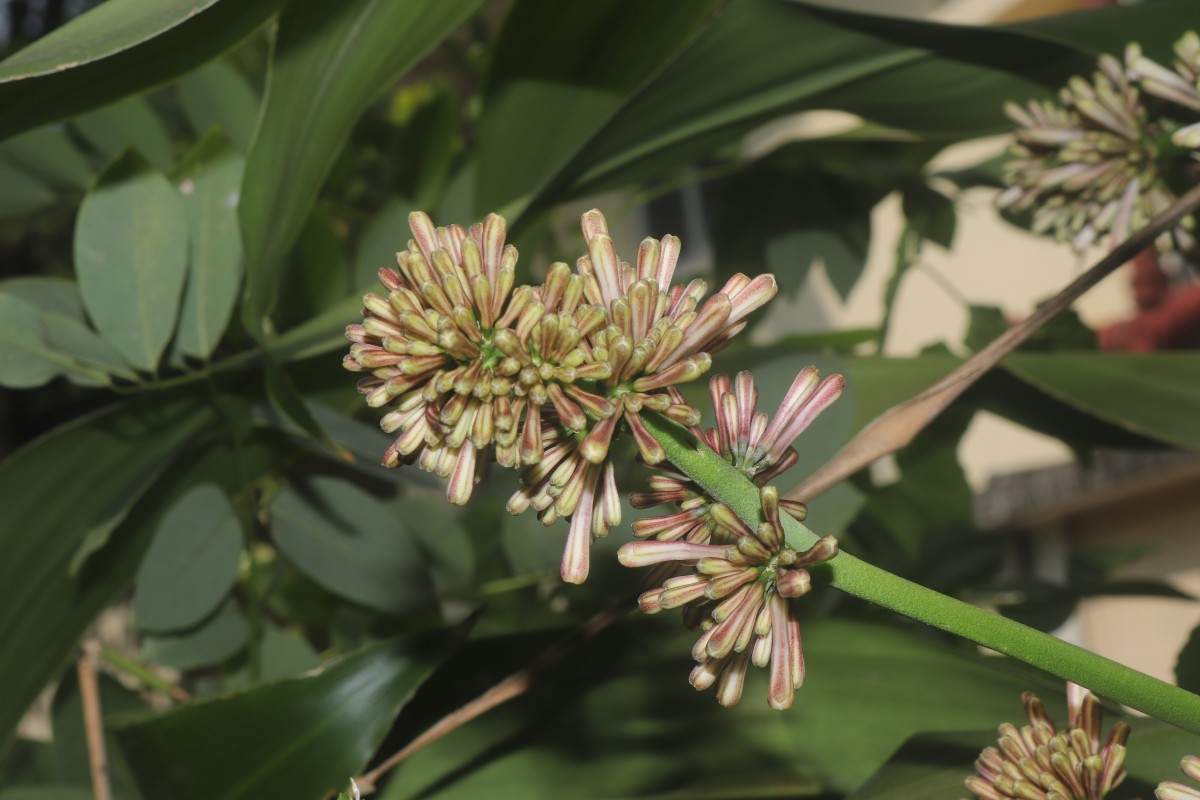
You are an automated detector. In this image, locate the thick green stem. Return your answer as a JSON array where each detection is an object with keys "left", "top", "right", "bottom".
[{"left": 643, "top": 413, "right": 1200, "bottom": 734}]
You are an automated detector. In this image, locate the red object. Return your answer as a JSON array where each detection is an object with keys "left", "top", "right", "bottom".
[{"left": 1097, "top": 249, "right": 1200, "bottom": 351}]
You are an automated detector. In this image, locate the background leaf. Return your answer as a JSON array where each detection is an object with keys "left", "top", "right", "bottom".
[
  {"left": 73, "top": 97, "right": 174, "bottom": 172},
  {"left": 178, "top": 61, "right": 260, "bottom": 153},
  {"left": 238, "top": 0, "right": 485, "bottom": 324},
  {"left": 75, "top": 150, "right": 190, "bottom": 372},
  {"left": 270, "top": 477, "right": 435, "bottom": 615},
  {"left": 115, "top": 639, "right": 444, "bottom": 800},
  {"left": 0, "top": 0, "right": 283, "bottom": 142},
  {"left": 172, "top": 132, "right": 245, "bottom": 360},
  {"left": 133, "top": 484, "right": 243, "bottom": 633}
]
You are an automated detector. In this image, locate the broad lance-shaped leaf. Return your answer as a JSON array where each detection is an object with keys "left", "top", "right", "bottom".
[
  {"left": 0, "top": 0, "right": 284, "bottom": 143},
  {"left": 75, "top": 150, "right": 189, "bottom": 373},
  {"left": 270, "top": 477, "right": 434, "bottom": 615},
  {"left": 0, "top": 396, "right": 211, "bottom": 748},
  {"left": 115, "top": 639, "right": 446, "bottom": 800},
  {"left": 133, "top": 484, "right": 243, "bottom": 633},
  {"left": 73, "top": 96, "right": 174, "bottom": 172},
  {"left": 173, "top": 132, "right": 245, "bottom": 360},
  {"left": 239, "top": 0, "right": 485, "bottom": 325},
  {"left": 510, "top": 0, "right": 1189, "bottom": 221}
]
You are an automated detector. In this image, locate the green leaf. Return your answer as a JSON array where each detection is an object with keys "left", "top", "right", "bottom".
[
  {"left": 115, "top": 639, "right": 444, "bottom": 800},
  {"left": 0, "top": 396, "right": 210, "bottom": 747},
  {"left": 223, "top": 624, "right": 321, "bottom": 688},
  {"left": 902, "top": 183, "right": 956, "bottom": 250},
  {"left": 239, "top": 0, "right": 485, "bottom": 325},
  {"left": 353, "top": 198, "right": 413, "bottom": 294},
  {"left": 75, "top": 150, "right": 189, "bottom": 372},
  {"left": 0, "top": 162, "right": 54, "bottom": 220},
  {"left": 0, "top": 126, "right": 93, "bottom": 190},
  {"left": 0, "top": 0, "right": 284, "bottom": 143},
  {"left": 477, "top": 0, "right": 717, "bottom": 213},
  {"left": 511, "top": 0, "right": 1192, "bottom": 220},
  {"left": 133, "top": 484, "right": 243, "bottom": 633},
  {"left": 1177, "top": 622, "right": 1200, "bottom": 695},
  {"left": 178, "top": 61, "right": 260, "bottom": 153},
  {"left": 0, "top": 293, "right": 63, "bottom": 388},
  {"left": 270, "top": 477, "right": 434, "bottom": 615},
  {"left": 1004, "top": 353, "right": 1200, "bottom": 451},
  {"left": 141, "top": 601, "right": 249, "bottom": 671},
  {"left": 262, "top": 350, "right": 347, "bottom": 457},
  {"left": 73, "top": 97, "right": 174, "bottom": 172},
  {"left": 173, "top": 132, "right": 245, "bottom": 360},
  {"left": 0, "top": 279, "right": 133, "bottom": 387}
]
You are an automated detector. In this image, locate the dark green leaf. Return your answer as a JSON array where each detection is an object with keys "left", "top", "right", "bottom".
[
  {"left": 353, "top": 198, "right": 413, "bottom": 294},
  {"left": 0, "top": 0, "right": 284, "bottom": 143},
  {"left": 115, "top": 639, "right": 444, "bottom": 800},
  {"left": 1005, "top": 353, "right": 1200, "bottom": 451},
  {"left": 478, "top": 0, "right": 717, "bottom": 213},
  {"left": 967, "top": 305, "right": 1096, "bottom": 353},
  {"left": 178, "top": 61, "right": 260, "bottom": 153},
  {"left": 75, "top": 150, "right": 189, "bottom": 372},
  {"left": 223, "top": 624, "right": 321, "bottom": 688},
  {"left": 133, "top": 484, "right": 243, "bottom": 633},
  {"left": 0, "top": 396, "right": 209, "bottom": 747},
  {"left": 1178, "top": 622, "right": 1200, "bottom": 694},
  {"left": 902, "top": 183, "right": 955, "bottom": 249},
  {"left": 0, "top": 162, "right": 54, "bottom": 220},
  {"left": 262, "top": 350, "right": 346, "bottom": 456},
  {"left": 141, "top": 601, "right": 249, "bottom": 671},
  {"left": 271, "top": 477, "right": 434, "bottom": 615},
  {"left": 173, "top": 132, "right": 245, "bottom": 360},
  {"left": 73, "top": 97, "right": 174, "bottom": 171},
  {"left": 239, "top": 0, "right": 484, "bottom": 323},
  {"left": 0, "top": 293, "right": 66, "bottom": 388}
]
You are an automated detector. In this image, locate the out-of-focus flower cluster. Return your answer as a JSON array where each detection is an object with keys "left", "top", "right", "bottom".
[
  {"left": 999, "top": 31, "right": 1200, "bottom": 254},
  {"left": 346, "top": 210, "right": 777, "bottom": 583},
  {"left": 618, "top": 369, "right": 843, "bottom": 709},
  {"left": 962, "top": 683, "right": 1129, "bottom": 800}
]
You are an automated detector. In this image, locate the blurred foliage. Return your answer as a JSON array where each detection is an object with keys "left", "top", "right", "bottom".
[{"left": 1, "top": 1, "right": 1199, "bottom": 798}]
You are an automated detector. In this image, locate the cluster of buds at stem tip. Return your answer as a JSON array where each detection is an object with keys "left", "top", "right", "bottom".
[
  {"left": 962, "top": 683, "right": 1129, "bottom": 800},
  {"left": 630, "top": 368, "right": 843, "bottom": 548},
  {"left": 619, "top": 485, "right": 839, "bottom": 710},
  {"left": 1157, "top": 755, "right": 1200, "bottom": 800},
  {"left": 998, "top": 33, "right": 1200, "bottom": 255},
  {"left": 345, "top": 209, "right": 777, "bottom": 585}
]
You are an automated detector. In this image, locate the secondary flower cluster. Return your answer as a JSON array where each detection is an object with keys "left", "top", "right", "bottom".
[
  {"left": 963, "top": 684, "right": 1129, "bottom": 800},
  {"left": 346, "top": 210, "right": 777, "bottom": 583},
  {"left": 999, "top": 32, "right": 1200, "bottom": 253},
  {"left": 618, "top": 368, "right": 844, "bottom": 709}
]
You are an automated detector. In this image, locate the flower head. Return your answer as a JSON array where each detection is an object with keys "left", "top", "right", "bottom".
[
  {"left": 1127, "top": 33, "right": 1200, "bottom": 147},
  {"left": 999, "top": 47, "right": 1198, "bottom": 253},
  {"left": 620, "top": 485, "right": 838, "bottom": 709},
  {"left": 1158, "top": 755, "right": 1200, "bottom": 800},
  {"left": 963, "top": 683, "right": 1129, "bottom": 800},
  {"left": 630, "top": 368, "right": 843, "bottom": 546}
]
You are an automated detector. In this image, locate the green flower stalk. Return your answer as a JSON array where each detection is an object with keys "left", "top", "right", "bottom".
[{"left": 963, "top": 685, "right": 1128, "bottom": 800}]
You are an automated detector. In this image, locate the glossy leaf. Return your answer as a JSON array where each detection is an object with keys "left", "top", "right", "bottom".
[
  {"left": 116, "top": 639, "right": 444, "bottom": 800},
  {"left": 134, "top": 484, "right": 243, "bottom": 633},
  {"left": 239, "top": 0, "right": 484, "bottom": 324},
  {"left": 513, "top": 0, "right": 1192, "bottom": 221},
  {"left": 0, "top": 396, "right": 210, "bottom": 747},
  {"left": 270, "top": 477, "right": 434, "bottom": 615},
  {"left": 0, "top": 0, "right": 284, "bottom": 143},
  {"left": 75, "top": 150, "right": 189, "bottom": 372},
  {"left": 173, "top": 133, "right": 245, "bottom": 360},
  {"left": 178, "top": 61, "right": 260, "bottom": 153},
  {"left": 73, "top": 97, "right": 174, "bottom": 171}
]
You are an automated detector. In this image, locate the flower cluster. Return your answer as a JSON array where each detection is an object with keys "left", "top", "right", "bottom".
[
  {"left": 620, "top": 485, "right": 838, "bottom": 709},
  {"left": 963, "top": 684, "right": 1129, "bottom": 800},
  {"left": 999, "top": 33, "right": 1200, "bottom": 253},
  {"left": 1158, "top": 755, "right": 1200, "bottom": 800},
  {"left": 630, "top": 368, "right": 842, "bottom": 549},
  {"left": 616, "top": 367, "right": 843, "bottom": 709},
  {"left": 346, "top": 210, "right": 777, "bottom": 584}
]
